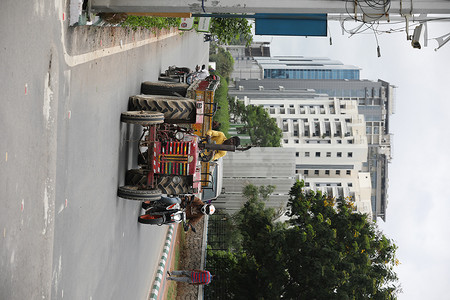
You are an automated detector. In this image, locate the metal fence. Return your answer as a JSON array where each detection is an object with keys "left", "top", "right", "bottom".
[{"left": 203, "top": 211, "right": 235, "bottom": 300}]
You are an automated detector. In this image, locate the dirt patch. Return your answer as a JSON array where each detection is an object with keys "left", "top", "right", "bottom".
[
  {"left": 66, "top": 25, "right": 178, "bottom": 56},
  {"left": 163, "top": 218, "right": 205, "bottom": 300}
]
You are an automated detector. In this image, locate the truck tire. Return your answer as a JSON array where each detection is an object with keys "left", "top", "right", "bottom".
[
  {"left": 157, "top": 175, "right": 191, "bottom": 195},
  {"left": 138, "top": 214, "right": 165, "bottom": 225},
  {"left": 128, "top": 95, "right": 196, "bottom": 124},
  {"left": 117, "top": 186, "right": 162, "bottom": 201},
  {"left": 120, "top": 111, "right": 164, "bottom": 126},
  {"left": 141, "top": 81, "right": 189, "bottom": 97},
  {"left": 125, "top": 169, "right": 147, "bottom": 186}
]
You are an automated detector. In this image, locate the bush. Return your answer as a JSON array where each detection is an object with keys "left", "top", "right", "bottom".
[
  {"left": 212, "top": 76, "right": 230, "bottom": 136},
  {"left": 121, "top": 16, "right": 181, "bottom": 32},
  {"left": 209, "top": 47, "right": 234, "bottom": 80}
]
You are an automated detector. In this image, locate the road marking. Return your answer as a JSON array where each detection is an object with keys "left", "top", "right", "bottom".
[{"left": 5, "top": 152, "right": 7, "bottom": 162}]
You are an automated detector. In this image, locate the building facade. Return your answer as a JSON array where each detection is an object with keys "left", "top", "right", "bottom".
[
  {"left": 216, "top": 147, "right": 296, "bottom": 215},
  {"left": 225, "top": 48, "right": 361, "bottom": 81},
  {"left": 230, "top": 77, "right": 394, "bottom": 221}
]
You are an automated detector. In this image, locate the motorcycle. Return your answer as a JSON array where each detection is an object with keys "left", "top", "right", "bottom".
[
  {"left": 158, "top": 65, "right": 215, "bottom": 84},
  {"left": 138, "top": 194, "right": 196, "bottom": 232}
]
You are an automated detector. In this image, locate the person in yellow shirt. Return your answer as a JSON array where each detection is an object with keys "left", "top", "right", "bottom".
[{"left": 205, "top": 130, "right": 241, "bottom": 161}]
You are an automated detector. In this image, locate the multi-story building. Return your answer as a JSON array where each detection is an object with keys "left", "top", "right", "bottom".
[
  {"left": 232, "top": 92, "right": 373, "bottom": 218},
  {"left": 224, "top": 46, "right": 361, "bottom": 81},
  {"left": 216, "top": 147, "right": 297, "bottom": 215},
  {"left": 230, "top": 78, "right": 394, "bottom": 221}
]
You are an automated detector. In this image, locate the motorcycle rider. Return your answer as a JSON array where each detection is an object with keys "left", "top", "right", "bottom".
[{"left": 141, "top": 195, "right": 215, "bottom": 228}]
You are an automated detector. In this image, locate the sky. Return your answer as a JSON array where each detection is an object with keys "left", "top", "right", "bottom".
[{"left": 255, "top": 19, "right": 450, "bottom": 299}]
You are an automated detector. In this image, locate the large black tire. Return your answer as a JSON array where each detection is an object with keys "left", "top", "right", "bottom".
[
  {"left": 128, "top": 95, "right": 196, "bottom": 123},
  {"left": 140, "top": 81, "right": 189, "bottom": 97},
  {"left": 117, "top": 186, "right": 162, "bottom": 201},
  {"left": 157, "top": 175, "right": 192, "bottom": 195},
  {"left": 138, "top": 214, "right": 165, "bottom": 225},
  {"left": 120, "top": 111, "right": 164, "bottom": 126}
]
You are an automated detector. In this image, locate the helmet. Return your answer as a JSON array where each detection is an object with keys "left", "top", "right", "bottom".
[{"left": 201, "top": 204, "right": 215, "bottom": 215}]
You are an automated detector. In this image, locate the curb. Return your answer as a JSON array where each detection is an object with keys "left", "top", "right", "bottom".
[{"left": 149, "top": 224, "right": 175, "bottom": 300}]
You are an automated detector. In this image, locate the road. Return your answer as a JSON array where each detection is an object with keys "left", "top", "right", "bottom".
[{"left": 0, "top": 1, "right": 209, "bottom": 299}]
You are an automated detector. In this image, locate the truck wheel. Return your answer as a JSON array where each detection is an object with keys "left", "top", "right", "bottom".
[
  {"left": 138, "top": 214, "right": 165, "bottom": 225},
  {"left": 125, "top": 169, "right": 147, "bottom": 186},
  {"left": 117, "top": 186, "right": 162, "bottom": 201},
  {"left": 128, "top": 95, "right": 196, "bottom": 124},
  {"left": 157, "top": 175, "right": 191, "bottom": 195},
  {"left": 141, "top": 81, "right": 189, "bottom": 97},
  {"left": 120, "top": 111, "right": 164, "bottom": 126}
]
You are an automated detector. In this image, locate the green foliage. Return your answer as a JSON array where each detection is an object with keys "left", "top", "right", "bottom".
[
  {"left": 229, "top": 98, "right": 282, "bottom": 147},
  {"left": 210, "top": 17, "right": 253, "bottom": 46},
  {"left": 283, "top": 180, "right": 400, "bottom": 299},
  {"left": 212, "top": 76, "right": 230, "bottom": 136},
  {"left": 207, "top": 182, "right": 401, "bottom": 299},
  {"left": 209, "top": 47, "right": 235, "bottom": 80},
  {"left": 121, "top": 16, "right": 180, "bottom": 32}
]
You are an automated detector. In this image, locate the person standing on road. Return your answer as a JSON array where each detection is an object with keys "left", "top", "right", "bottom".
[{"left": 167, "top": 269, "right": 215, "bottom": 285}]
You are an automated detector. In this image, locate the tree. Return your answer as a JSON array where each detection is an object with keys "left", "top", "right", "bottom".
[
  {"left": 209, "top": 47, "right": 235, "bottom": 79},
  {"left": 210, "top": 17, "right": 253, "bottom": 46},
  {"left": 229, "top": 98, "right": 282, "bottom": 146},
  {"left": 206, "top": 182, "right": 401, "bottom": 299},
  {"left": 284, "top": 181, "right": 400, "bottom": 299},
  {"left": 207, "top": 184, "right": 288, "bottom": 299}
]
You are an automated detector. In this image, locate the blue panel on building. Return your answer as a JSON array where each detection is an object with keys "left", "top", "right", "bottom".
[{"left": 255, "top": 14, "right": 327, "bottom": 36}]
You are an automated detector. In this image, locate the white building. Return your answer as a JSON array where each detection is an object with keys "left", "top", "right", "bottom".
[{"left": 240, "top": 95, "right": 373, "bottom": 219}]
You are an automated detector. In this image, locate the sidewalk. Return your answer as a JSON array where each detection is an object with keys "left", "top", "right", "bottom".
[
  {"left": 148, "top": 224, "right": 179, "bottom": 300},
  {"left": 151, "top": 217, "right": 207, "bottom": 300}
]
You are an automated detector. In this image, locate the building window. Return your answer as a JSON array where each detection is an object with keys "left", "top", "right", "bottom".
[
  {"left": 314, "top": 170, "right": 319, "bottom": 175},
  {"left": 337, "top": 140, "right": 342, "bottom": 144},
  {"left": 325, "top": 170, "right": 330, "bottom": 175},
  {"left": 346, "top": 170, "right": 351, "bottom": 175},
  {"left": 337, "top": 152, "right": 342, "bottom": 157},
  {"left": 348, "top": 152, "right": 353, "bottom": 158},
  {"left": 305, "top": 152, "right": 310, "bottom": 157},
  {"left": 348, "top": 183, "right": 353, "bottom": 187},
  {"left": 326, "top": 152, "right": 331, "bottom": 157},
  {"left": 347, "top": 139, "right": 354, "bottom": 144},
  {"left": 284, "top": 139, "right": 288, "bottom": 144},
  {"left": 305, "top": 182, "right": 310, "bottom": 187},
  {"left": 304, "top": 170, "right": 309, "bottom": 175},
  {"left": 315, "top": 152, "right": 321, "bottom": 157},
  {"left": 295, "top": 140, "right": 299, "bottom": 144},
  {"left": 336, "top": 170, "right": 341, "bottom": 175},
  {"left": 296, "top": 152, "right": 299, "bottom": 157}
]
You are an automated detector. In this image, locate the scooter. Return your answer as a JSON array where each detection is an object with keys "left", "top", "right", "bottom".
[{"left": 138, "top": 195, "right": 196, "bottom": 232}]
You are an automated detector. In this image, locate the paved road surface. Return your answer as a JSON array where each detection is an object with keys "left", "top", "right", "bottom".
[{"left": 0, "top": 1, "right": 209, "bottom": 299}]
